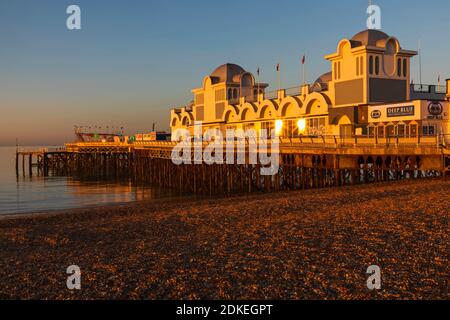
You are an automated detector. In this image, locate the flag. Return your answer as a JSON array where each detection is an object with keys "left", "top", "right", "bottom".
[
  {"left": 438, "top": 75, "right": 440, "bottom": 83},
  {"left": 276, "top": 63, "right": 280, "bottom": 72},
  {"left": 257, "top": 67, "right": 260, "bottom": 76},
  {"left": 302, "top": 55, "right": 306, "bottom": 65}
]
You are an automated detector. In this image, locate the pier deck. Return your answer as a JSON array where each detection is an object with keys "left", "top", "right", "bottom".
[{"left": 18, "top": 135, "right": 449, "bottom": 194}]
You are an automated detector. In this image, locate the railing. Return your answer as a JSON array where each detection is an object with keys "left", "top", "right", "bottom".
[
  {"left": 17, "top": 148, "right": 49, "bottom": 154},
  {"left": 280, "top": 134, "right": 447, "bottom": 149},
  {"left": 411, "top": 84, "right": 446, "bottom": 94},
  {"left": 264, "top": 90, "right": 278, "bottom": 100},
  {"left": 65, "top": 135, "right": 449, "bottom": 152},
  {"left": 412, "top": 84, "right": 430, "bottom": 93},
  {"left": 436, "top": 85, "right": 447, "bottom": 94},
  {"left": 285, "top": 86, "right": 302, "bottom": 97}
]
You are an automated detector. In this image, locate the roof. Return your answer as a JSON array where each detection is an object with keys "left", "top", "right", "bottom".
[
  {"left": 210, "top": 63, "right": 246, "bottom": 83},
  {"left": 314, "top": 72, "right": 332, "bottom": 84},
  {"left": 351, "top": 29, "right": 390, "bottom": 47}
]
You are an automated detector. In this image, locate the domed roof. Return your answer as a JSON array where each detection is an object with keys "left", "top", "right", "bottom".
[
  {"left": 210, "top": 63, "right": 246, "bottom": 83},
  {"left": 314, "top": 72, "right": 332, "bottom": 84},
  {"left": 351, "top": 29, "right": 389, "bottom": 47}
]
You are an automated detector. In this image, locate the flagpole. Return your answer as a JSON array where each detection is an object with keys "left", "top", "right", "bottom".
[
  {"left": 418, "top": 40, "right": 422, "bottom": 88},
  {"left": 257, "top": 67, "right": 260, "bottom": 101},
  {"left": 277, "top": 63, "right": 281, "bottom": 92},
  {"left": 302, "top": 55, "right": 306, "bottom": 85}
]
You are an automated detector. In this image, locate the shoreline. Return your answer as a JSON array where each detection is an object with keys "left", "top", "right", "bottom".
[
  {"left": 0, "top": 178, "right": 448, "bottom": 299},
  {"left": 0, "top": 178, "right": 445, "bottom": 221}
]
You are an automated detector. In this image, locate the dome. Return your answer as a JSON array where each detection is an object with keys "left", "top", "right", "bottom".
[
  {"left": 351, "top": 29, "right": 389, "bottom": 47},
  {"left": 314, "top": 72, "right": 332, "bottom": 84},
  {"left": 210, "top": 63, "right": 246, "bottom": 83}
]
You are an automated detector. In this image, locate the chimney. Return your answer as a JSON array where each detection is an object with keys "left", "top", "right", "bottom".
[{"left": 447, "top": 79, "right": 450, "bottom": 100}]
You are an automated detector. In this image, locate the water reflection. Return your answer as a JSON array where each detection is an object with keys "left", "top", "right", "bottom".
[{"left": 0, "top": 147, "right": 178, "bottom": 215}]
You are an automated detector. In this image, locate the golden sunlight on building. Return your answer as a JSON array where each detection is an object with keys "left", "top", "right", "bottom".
[{"left": 170, "top": 30, "right": 449, "bottom": 140}]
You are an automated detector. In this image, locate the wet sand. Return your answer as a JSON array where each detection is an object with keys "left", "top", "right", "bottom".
[{"left": 0, "top": 179, "right": 448, "bottom": 300}]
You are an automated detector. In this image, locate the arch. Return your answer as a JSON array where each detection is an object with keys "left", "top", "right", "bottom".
[
  {"left": 171, "top": 117, "right": 179, "bottom": 127},
  {"left": 383, "top": 37, "right": 401, "bottom": 54},
  {"left": 202, "top": 76, "right": 213, "bottom": 90},
  {"left": 181, "top": 116, "right": 190, "bottom": 126},
  {"left": 240, "top": 102, "right": 258, "bottom": 121},
  {"left": 258, "top": 100, "right": 279, "bottom": 119},
  {"left": 222, "top": 105, "right": 240, "bottom": 122},
  {"left": 331, "top": 114, "right": 351, "bottom": 125},
  {"left": 303, "top": 92, "right": 331, "bottom": 115},
  {"left": 240, "top": 72, "right": 254, "bottom": 87},
  {"left": 279, "top": 96, "right": 303, "bottom": 117},
  {"left": 335, "top": 39, "right": 353, "bottom": 57},
  {"left": 180, "top": 110, "right": 194, "bottom": 127}
]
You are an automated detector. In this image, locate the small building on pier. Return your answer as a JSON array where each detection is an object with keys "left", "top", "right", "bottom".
[{"left": 169, "top": 29, "right": 450, "bottom": 142}]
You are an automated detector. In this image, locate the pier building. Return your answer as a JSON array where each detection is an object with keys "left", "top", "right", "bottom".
[{"left": 169, "top": 30, "right": 449, "bottom": 142}]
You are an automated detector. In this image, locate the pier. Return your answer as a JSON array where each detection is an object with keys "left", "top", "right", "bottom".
[{"left": 19, "top": 135, "right": 450, "bottom": 195}]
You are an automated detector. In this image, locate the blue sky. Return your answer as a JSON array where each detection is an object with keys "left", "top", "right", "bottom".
[{"left": 1, "top": 0, "right": 449, "bottom": 145}]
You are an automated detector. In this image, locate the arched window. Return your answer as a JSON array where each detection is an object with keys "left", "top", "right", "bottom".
[
  {"left": 233, "top": 88, "right": 238, "bottom": 99},
  {"left": 227, "top": 88, "right": 233, "bottom": 100},
  {"left": 369, "top": 56, "right": 374, "bottom": 75},
  {"left": 375, "top": 56, "right": 380, "bottom": 75},
  {"left": 397, "top": 58, "right": 402, "bottom": 77},
  {"left": 253, "top": 89, "right": 258, "bottom": 97},
  {"left": 403, "top": 59, "right": 407, "bottom": 77}
]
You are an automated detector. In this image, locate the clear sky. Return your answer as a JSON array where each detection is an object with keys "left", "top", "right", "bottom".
[{"left": 1, "top": 0, "right": 449, "bottom": 145}]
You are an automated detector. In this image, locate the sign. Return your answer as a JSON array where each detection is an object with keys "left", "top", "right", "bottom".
[
  {"left": 387, "top": 105, "right": 414, "bottom": 117},
  {"left": 427, "top": 101, "right": 446, "bottom": 120},
  {"left": 371, "top": 110, "right": 381, "bottom": 119},
  {"left": 428, "top": 101, "right": 443, "bottom": 116}
]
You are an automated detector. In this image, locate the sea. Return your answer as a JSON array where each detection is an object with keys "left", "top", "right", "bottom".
[{"left": 0, "top": 146, "right": 173, "bottom": 215}]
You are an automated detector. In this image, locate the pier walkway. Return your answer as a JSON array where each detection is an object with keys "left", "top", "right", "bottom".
[{"left": 17, "top": 135, "right": 450, "bottom": 194}]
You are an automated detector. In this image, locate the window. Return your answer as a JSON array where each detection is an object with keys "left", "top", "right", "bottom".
[
  {"left": 368, "top": 126, "right": 375, "bottom": 138},
  {"left": 403, "top": 59, "right": 407, "bottom": 77},
  {"left": 397, "top": 58, "right": 402, "bottom": 77},
  {"left": 356, "top": 57, "right": 360, "bottom": 76},
  {"left": 386, "top": 125, "right": 395, "bottom": 137},
  {"left": 377, "top": 126, "right": 385, "bottom": 138},
  {"left": 307, "top": 117, "right": 326, "bottom": 136},
  {"left": 243, "top": 123, "right": 255, "bottom": 133},
  {"left": 397, "top": 124, "right": 406, "bottom": 137},
  {"left": 369, "top": 56, "right": 374, "bottom": 75},
  {"left": 422, "top": 125, "right": 436, "bottom": 136},
  {"left": 375, "top": 56, "right": 380, "bottom": 75},
  {"left": 334, "top": 62, "right": 337, "bottom": 80},
  {"left": 360, "top": 56, "right": 363, "bottom": 76},
  {"left": 282, "top": 119, "right": 300, "bottom": 138},
  {"left": 227, "top": 88, "right": 233, "bottom": 100},
  {"left": 260, "top": 121, "right": 275, "bottom": 137},
  {"left": 195, "top": 93, "right": 204, "bottom": 105},
  {"left": 410, "top": 124, "right": 418, "bottom": 137},
  {"left": 233, "top": 88, "right": 238, "bottom": 99},
  {"left": 338, "top": 62, "right": 341, "bottom": 79}
]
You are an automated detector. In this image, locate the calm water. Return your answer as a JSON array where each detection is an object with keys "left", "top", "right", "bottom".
[{"left": 0, "top": 147, "right": 174, "bottom": 215}]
